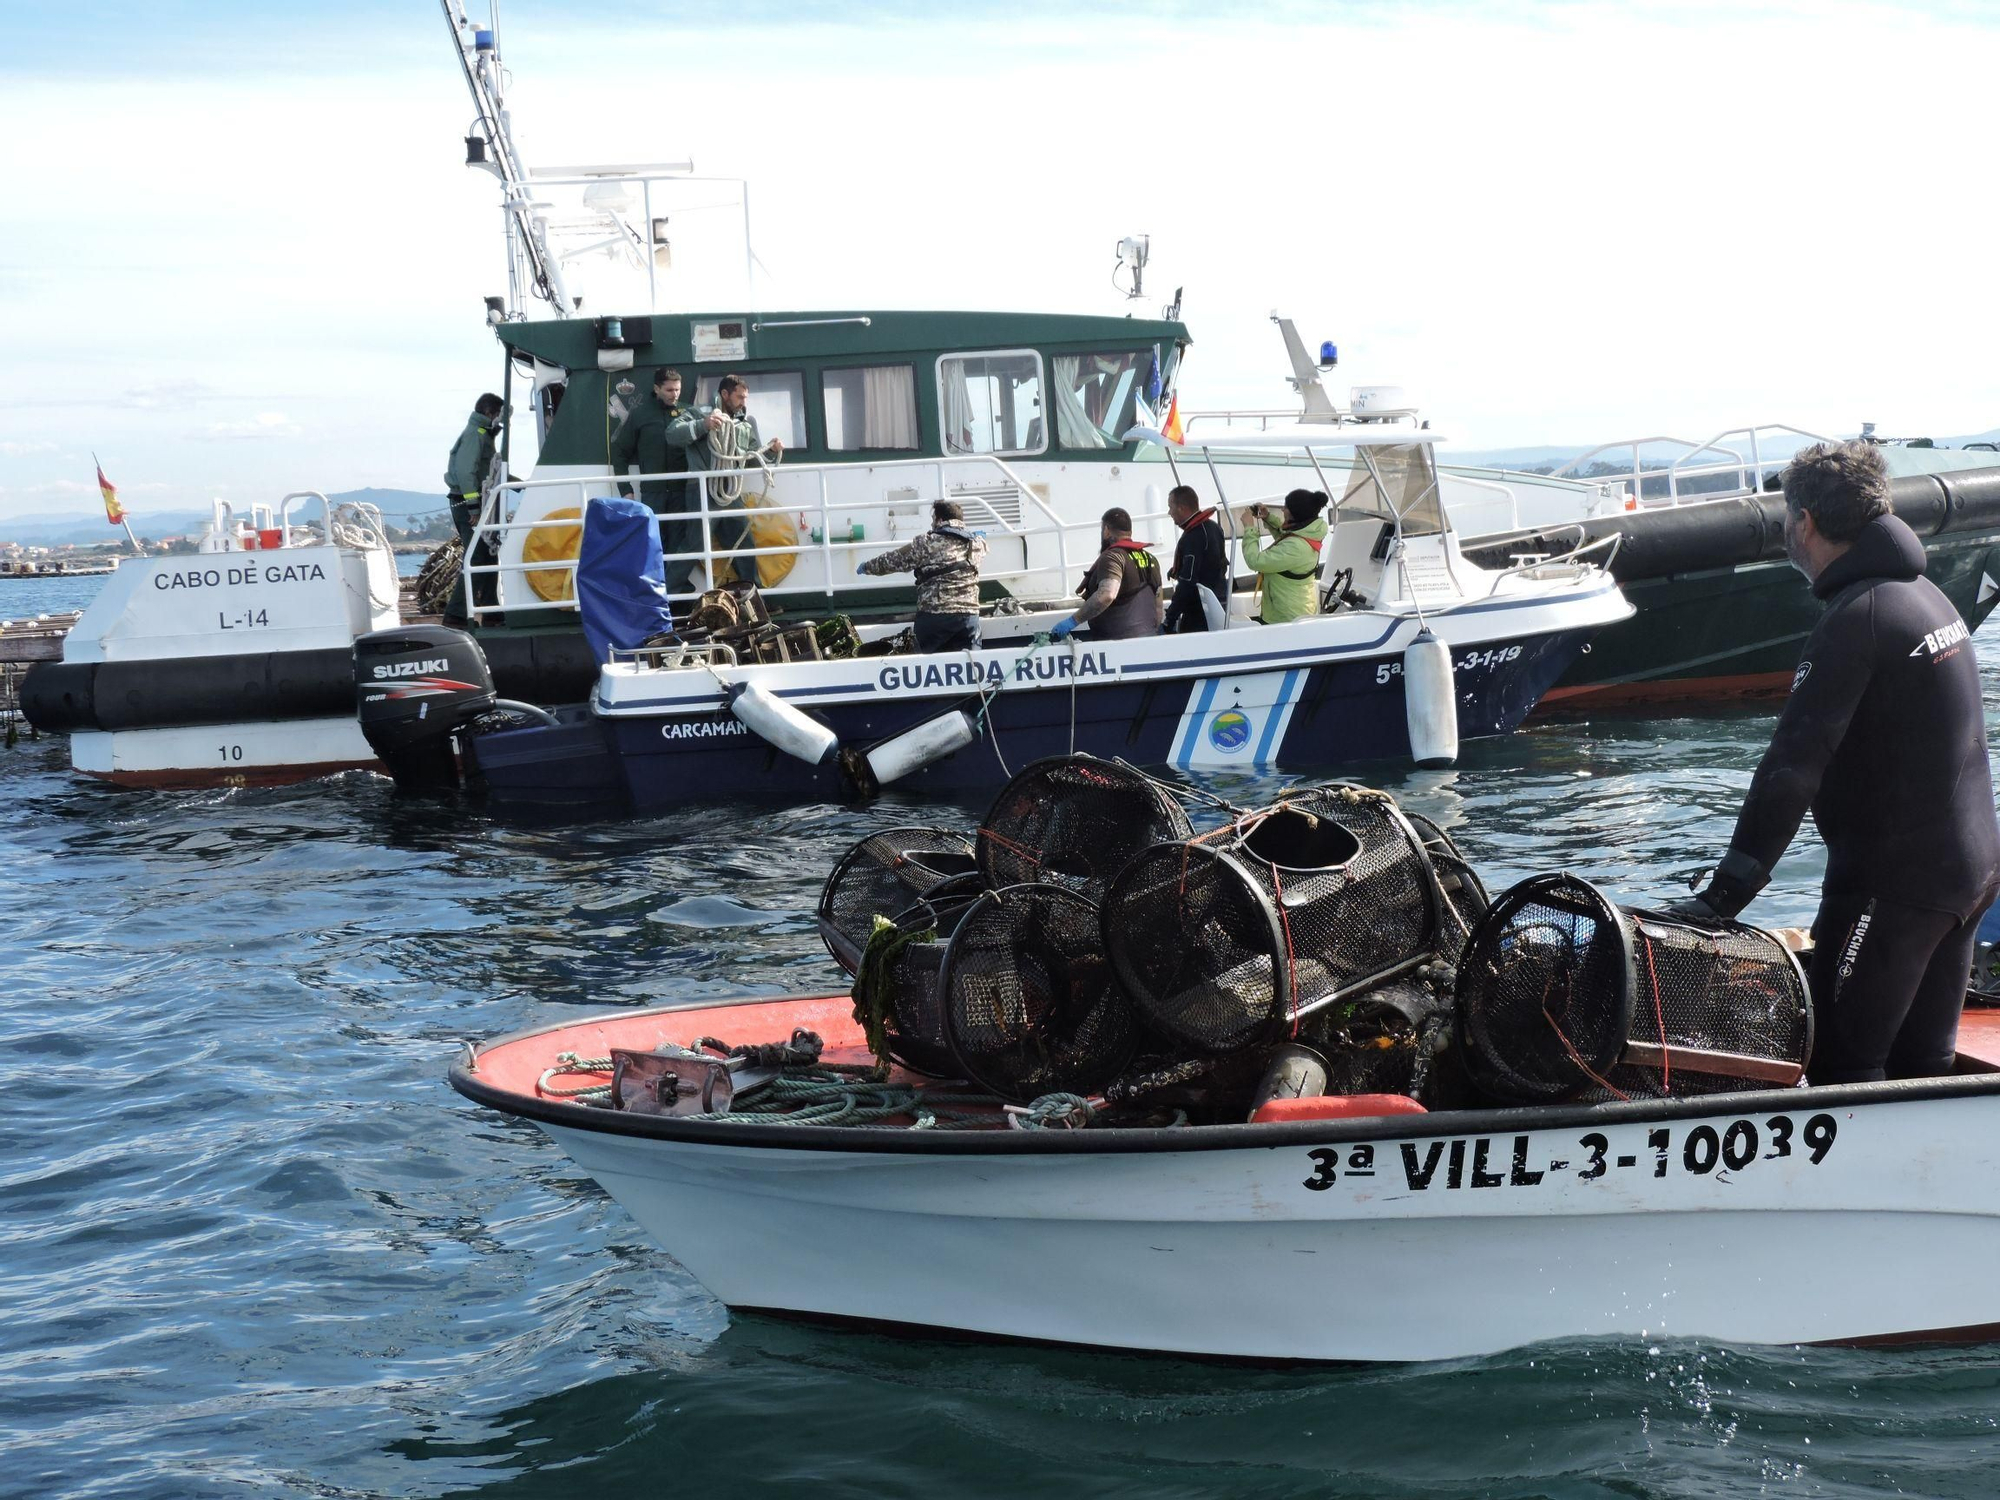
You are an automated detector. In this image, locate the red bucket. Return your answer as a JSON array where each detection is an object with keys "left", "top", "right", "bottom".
[{"left": 258, "top": 528, "right": 284, "bottom": 550}]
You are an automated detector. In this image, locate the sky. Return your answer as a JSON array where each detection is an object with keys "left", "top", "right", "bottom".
[{"left": 4, "top": 0, "right": 2000, "bottom": 520}]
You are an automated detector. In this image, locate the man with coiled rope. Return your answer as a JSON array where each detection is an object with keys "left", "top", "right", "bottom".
[{"left": 668, "top": 374, "right": 784, "bottom": 593}]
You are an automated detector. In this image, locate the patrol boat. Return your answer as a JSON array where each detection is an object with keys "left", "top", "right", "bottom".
[
  {"left": 450, "top": 992, "right": 2000, "bottom": 1363},
  {"left": 354, "top": 428, "right": 1632, "bottom": 808}
]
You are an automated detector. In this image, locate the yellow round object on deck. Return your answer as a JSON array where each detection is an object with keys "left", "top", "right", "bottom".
[{"left": 522, "top": 506, "right": 583, "bottom": 602}]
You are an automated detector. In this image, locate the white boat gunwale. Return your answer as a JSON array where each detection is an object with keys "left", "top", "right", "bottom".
[{"left": 449, "top": 994, "right": 2000, "bottom": 1157}]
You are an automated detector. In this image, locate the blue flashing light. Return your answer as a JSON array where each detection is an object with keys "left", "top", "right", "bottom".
[
  {"left": 1319, "top": 341, "right": 1339, "bottom": 368},
  {"left": 474, "top": 29, "right": 495, "bottom": 51}
]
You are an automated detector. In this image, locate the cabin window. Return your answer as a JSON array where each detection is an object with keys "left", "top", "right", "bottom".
[
  {"left": 823, "top": 364, "right": 919, "bottom": 451},
  {"left": 1053, "top": 349, "right": 1153, "bottom": 450},
  {"left": 696, "top": 371, "right": 809, "bottom": 449},
  {"left": 938, "top": 351, "right": 1045, "bottom": 457}
]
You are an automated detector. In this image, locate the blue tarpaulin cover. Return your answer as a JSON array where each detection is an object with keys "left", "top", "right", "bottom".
[{"left": 576, "top": 496, "right": 673, "bottom": 662}]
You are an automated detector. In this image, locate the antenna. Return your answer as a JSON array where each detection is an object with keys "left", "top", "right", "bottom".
[{"left": 1113, "top": 235, "right": 1149, "bottom": 301}]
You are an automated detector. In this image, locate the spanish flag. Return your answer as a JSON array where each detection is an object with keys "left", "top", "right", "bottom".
[
  {"left": 95, "top": 456, "right": 125, "bottom": 525},
  {"left": 1160, "top": 394, "right": 1185, "bottom": 446}
]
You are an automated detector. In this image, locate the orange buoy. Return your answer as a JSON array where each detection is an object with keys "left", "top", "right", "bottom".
[{"left": 1249, "top": 1093, "right": 1427, "bottom": 1124}]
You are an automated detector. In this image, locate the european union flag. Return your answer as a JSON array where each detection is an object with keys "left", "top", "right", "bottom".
[{"left": 1145, "top": 352, "right": 1162, "bottom": 404}]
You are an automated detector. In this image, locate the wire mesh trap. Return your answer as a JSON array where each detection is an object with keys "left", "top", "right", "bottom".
[
  {"left": 1103, "top": 785, "right": 1445, "bottom": 1054},
  {"left": 977, "top": 755, "right": 1193, "bottom": 903},
  {"left": 1454, "top": 872, "right": 1813, "bottom": 1105},
  {"left": 817, "top": 827, "right": 981, "bottom": 974},
  {"left": 1400, "top": 811, "right": 1490, "bottom": 964},
  {"left": 939, "top": 883, "right": 1139, "bottom": 1102}
]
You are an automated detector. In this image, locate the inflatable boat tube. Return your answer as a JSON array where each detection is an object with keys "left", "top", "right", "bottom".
[
  {"left": 23, "top": 628, "right": 602, "bottom": 735},
  {"left": 1459, "top": 465, "right": 2000, "bottom": 584}
]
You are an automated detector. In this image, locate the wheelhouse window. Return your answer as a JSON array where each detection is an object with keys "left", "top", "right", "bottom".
[
  {"left": 823, "top": 364, "right": 919, "bottom": 451},
  {"left": 695, "top": 371, "right": 808, "bottom": 449},
  {"left": 1053, "top": 348, "right": 1153, "bottom": 450},
  {"left": 938, "top": 351, "right": 1044, "bottom": 456}
]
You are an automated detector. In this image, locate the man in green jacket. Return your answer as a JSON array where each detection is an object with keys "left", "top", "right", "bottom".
[
  {"left": 441, "top": 392, "right": 505, "bottom": 627},
  {"left": 1239, "top": 489, "right": 1329, "bottom": 625},
  {"left": 610, "top": 368, "right": 695, "bottom": 591},
  {"left": 667, "top": 374, "right": 783, "bottom": 593}
]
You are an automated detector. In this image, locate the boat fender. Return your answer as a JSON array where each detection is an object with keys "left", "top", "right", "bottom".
[
  {"left": 867, "top": 709, "right": 978, "bottom": 788},
  {"left": 1245, "top": 1043, "right": 1331, "bottom": 1121},
  {"left": 1249, "top": 1093, "right": 1428, "bottom": 1125},
  {"left": 1402, "top": 627, "right": 1458, "bottom": 768},
  {"left": 727, "top": 682, "right": 838, "bottom": 765}
]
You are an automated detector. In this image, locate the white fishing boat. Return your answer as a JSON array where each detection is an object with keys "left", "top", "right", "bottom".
[
  {"left": 25, "top": 495, "right": 402, "bottom": 787},
  {"left": 452, "top": 991, "right": 2000, "bottom": 1363}
]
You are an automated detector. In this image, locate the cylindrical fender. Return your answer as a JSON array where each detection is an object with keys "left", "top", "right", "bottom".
[
  {"left": 726, "top": 682, "right": 838, "bottom": 764},
  {"left": 1403, "top": 628, "right": 1458, "bottom": 769}
]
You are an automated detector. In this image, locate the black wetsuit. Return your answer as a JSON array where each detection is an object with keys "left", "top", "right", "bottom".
[
  {"left": 1164, "top": 511, "right": 1228, "bottom": 634},
  {"left": 1708, "top": 514, "right": 2000, "bottom": 1082}
]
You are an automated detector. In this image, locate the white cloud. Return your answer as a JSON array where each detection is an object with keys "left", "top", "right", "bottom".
[
  {"left": 0, "top": 441, "right": 56, "bottom": 456},
  {"left": 201, "top": 413, "right": 300, "bottom": 441}
]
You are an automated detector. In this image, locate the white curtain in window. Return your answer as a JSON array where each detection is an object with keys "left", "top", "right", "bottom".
[
  {"left": 1052, "top": 355, "right": 1113, "bottom": 450},
  {"left": 862, "top": 365, "right": 916, "bottom": 449},
  {"left": 942, "top": 361, "right": 977, "bottom": 453}
]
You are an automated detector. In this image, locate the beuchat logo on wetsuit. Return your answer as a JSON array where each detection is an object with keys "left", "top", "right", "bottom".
[{"left": 1911, "top": 620, "right": 1970, "bottom": 659}]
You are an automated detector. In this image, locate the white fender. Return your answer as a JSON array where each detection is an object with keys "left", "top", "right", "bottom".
[
  {"left": 1402, "top": 628, "right": 1458, "bottom": 768},
  {"left": 865, "top": 709, "right": 978, "bottom": 786},
  {"left": 727, "top": 682, "right": 838, "bottom": 764}
]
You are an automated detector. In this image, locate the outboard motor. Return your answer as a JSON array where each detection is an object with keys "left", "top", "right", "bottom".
[{"left": 354, "top": 625, "right": 497, "bottom": 789}]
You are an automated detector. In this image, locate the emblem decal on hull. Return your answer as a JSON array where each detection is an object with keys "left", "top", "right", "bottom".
[{"left": 1207, "top": 709, "right": 1252, "bottom": 752}]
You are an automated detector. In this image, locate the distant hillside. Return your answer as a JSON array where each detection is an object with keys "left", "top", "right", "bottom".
[{"left": 0, "top": 488, "right": 445, "bottom": 547}]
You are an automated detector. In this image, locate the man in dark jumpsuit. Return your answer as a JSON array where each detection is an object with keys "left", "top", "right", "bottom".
[
  {"left": 609, "top": 367, "right": 693, "bottom": 594},
  {"left": 1677, "top": 439, "right": 2000, "bottom": 1082},
  {"left": 1051, "top": 507, "right": 1160, "bottom": 641},
  {"left": 441, "top": 392, "right": 505, "bottom": 627},
  {"left": 1162, "top": 484, "right": 1228, "bottom": 634}
]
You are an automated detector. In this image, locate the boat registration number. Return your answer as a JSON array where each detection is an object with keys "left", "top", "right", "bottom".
[{"left": 1302, "top": 1113, "right": 1839, "bottom": 1193}]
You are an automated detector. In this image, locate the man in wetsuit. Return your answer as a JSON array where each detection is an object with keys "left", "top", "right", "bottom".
[
  {"left": 1675, "top": 439, "right": 1999, "bottom": 1083},
  {"left": 1051, "top": 507, "right": 1160, "bottom": 640},
  {"left": 1162, "top": 484, "right": 1228, "bottom": 634}
]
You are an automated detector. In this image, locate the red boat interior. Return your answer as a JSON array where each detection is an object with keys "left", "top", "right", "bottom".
[{"left": 466, "top": 993, "right": 2000, "bottom": 1124}]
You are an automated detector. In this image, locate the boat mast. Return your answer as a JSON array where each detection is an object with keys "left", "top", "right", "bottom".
[{"left": 442, "top": 0, "right": 576, "bottom": 318}]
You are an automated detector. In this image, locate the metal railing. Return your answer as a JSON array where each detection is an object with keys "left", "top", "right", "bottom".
[
  {"left": 465, "top": 453, "right": 1151, "bottom": 618},
  {"left": 1551, "top": 424, "right": 1831, "bottom": 506}
]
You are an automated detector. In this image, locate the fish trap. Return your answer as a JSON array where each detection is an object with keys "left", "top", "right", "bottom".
[
  {"left": 1455, "top": 872, "right": 1813, "bottom": 1104},
  {"left": 977, "top": 754, "right": 1192, "bottom": 903},
  {"left": 817, "top": 827, "right": 980, "bottom": 975},
  {"left": 1401, "top": 811, "right": 1490, "bottom": 964},
  {"left": 1103, "top": 784, "right": 1445, "bottom": 1054},
  {"left": 939, "top": 883, "right": 1138, "bottom": 1102}
]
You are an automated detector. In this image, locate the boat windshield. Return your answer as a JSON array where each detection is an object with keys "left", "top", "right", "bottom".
[{"left": 1337, "top": 442, "right": 1446, "bottom": 537}]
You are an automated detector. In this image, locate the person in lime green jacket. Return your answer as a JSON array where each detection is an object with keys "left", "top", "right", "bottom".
[{"left": 1239, "top": 489, "right": 1329, "bottom": 624}]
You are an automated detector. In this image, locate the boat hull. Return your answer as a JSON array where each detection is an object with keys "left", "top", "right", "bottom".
[
  {"left": 70, "top": 718, "right": 381, "bottom": 788},
  {"left": 470, "top": 619, "right": 1600, "bottom": 809},
  {"left": 454, "top": 998, "right": 2000, "bottom": 1363}
]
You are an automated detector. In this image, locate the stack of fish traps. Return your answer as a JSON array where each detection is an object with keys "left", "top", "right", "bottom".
[{"left": 815, "top": 753, "right": 1814, "bottom": 1122}]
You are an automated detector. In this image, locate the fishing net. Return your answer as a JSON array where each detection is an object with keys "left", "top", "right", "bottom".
[
  {"left": 976, "top": 754, "right": 1193, "bottom": 903},
  {"left": 816, "top": 827, "right": 980, "bottom": 974},
  {"left": 1103, "top": 784, "right": 1443, "bottom": 1054},
  {"left": 1455, "top": 872, "right": 1812, "bottom": 1104},
  {"left": 939, "top": 883, "right": 1138, "bottom": 1102}
]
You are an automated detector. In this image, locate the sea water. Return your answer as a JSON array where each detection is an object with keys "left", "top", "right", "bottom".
[{"left": 2, "top": 605, "right": 1998, "bottom": 1498}]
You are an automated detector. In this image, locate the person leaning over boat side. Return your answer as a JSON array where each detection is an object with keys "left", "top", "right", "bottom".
[
  {"left": 1237, "top": 489, "right": 1329, "bottom": 625},
  {"left": 667, "top": 374, "right": 783, "bottom": 594},
  {"left": 609, "top": 367, "right": 695, "bottom": 593},
  {"left": 1163, "top": 484, "right": 1228, "bottom": 634},
  {"left": 1050, "top": 507, "right": 1160, "bottom": 641},
  {"left": 441, "top": 392, "right": 506, "bottom": 628},
  {"left": 854, "top": 500, "right": 988, "bottom": 652},
  {"left": 1671, "top": 439, "right": 2000, "bottom": 1084}
]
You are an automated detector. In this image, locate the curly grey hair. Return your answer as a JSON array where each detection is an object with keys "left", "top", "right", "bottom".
[{"left": 1781, "top": 440, "right": 1891, "bottom": 542}]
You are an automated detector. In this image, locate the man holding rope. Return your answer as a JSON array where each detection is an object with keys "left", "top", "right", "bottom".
[{"left": 668, "top": 374, "right": 783, "bottom": 592}]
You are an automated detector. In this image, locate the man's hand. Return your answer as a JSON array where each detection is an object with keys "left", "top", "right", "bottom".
[
  {"left": 1660, "top": 892, "right": 1728, "bottom": 924},
  {"left": 766, "top": 439, "right": 784, "bottom": 458},
  {"left": 705, "top": 410, "right": 726, "bottom": 433},
  {"left": 1050, "top": 618, "right": 1078, "bottom": 640}
]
